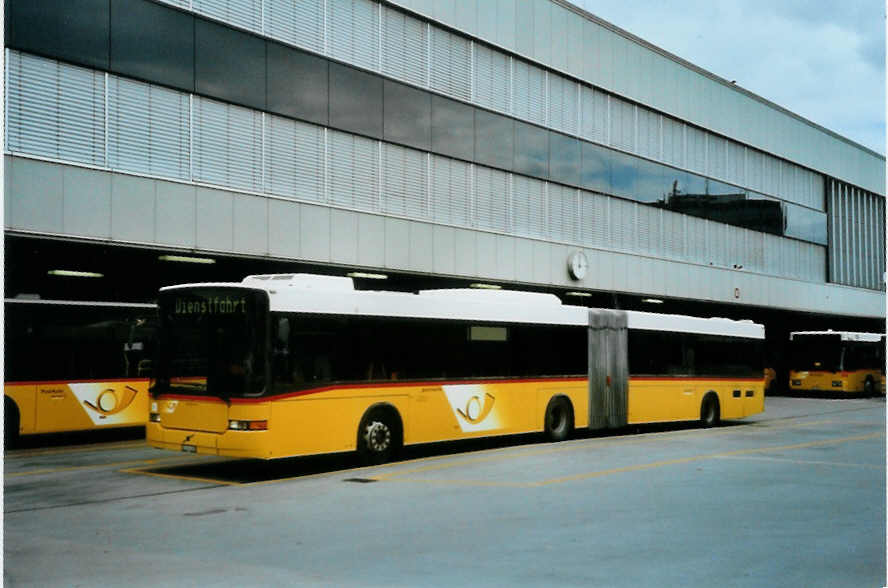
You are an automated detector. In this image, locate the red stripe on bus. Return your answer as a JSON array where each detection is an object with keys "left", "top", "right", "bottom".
[
  {"left": 154, "top": 374, "right": 763, "bottom": 404},
  {"left": 155, "top": 376, "right": 587, "bottom": 404}
]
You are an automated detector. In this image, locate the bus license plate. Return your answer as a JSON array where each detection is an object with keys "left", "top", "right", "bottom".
[{"left": 182, "top": 444, "right": 197, "bottom": 453}]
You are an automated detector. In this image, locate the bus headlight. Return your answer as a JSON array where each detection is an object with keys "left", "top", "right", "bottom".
[
  {"left": 149, "top": 412, "right": 161, "bottom": 423},
  {"left": 831, "top": 381, "right": 843, "bottom": 388},
  {"left": 228, "top": 420, "right": 268, "bottom": 431}
]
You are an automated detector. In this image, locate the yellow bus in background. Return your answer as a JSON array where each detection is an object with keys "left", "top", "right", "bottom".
[
  {"left": 788, "top": 331, "right": 884, "bottom": 396},
  {"left": 4, "top": 299, "right": 156, "bottom": 445},
  {"left": 147, "top": 274, "right": 765, "bottom": 463}
]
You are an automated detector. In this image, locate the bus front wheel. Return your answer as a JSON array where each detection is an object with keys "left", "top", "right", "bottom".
[
  {"left": 357, "top": 406, "right": 402, "bottom": 464},
  {"left": 700, "top": 394, "right": 720, "bottom": 428},
  {"left": 544, "top": 396, "right": 574, "bottom": 442}
]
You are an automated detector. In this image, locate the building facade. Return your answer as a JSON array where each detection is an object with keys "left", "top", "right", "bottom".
[{"left": 3, "top": 0, "right": 885, "bottom": 327}]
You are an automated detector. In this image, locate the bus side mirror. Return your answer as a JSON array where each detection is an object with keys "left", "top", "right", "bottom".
[{"left": 277, "top": 318, "right": 290, "bottom": 345}]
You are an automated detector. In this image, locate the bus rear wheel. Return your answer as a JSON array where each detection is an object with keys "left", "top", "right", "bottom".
[
  {"left": 357, "top": 407, "right": 401, "bottom": 465},
  {"left": 700, "top": 394, "right": 720, "bottom": 428},
  {"left": 863, "top": 377, "right": 875, "bottom": 396},
  {"left": 544, "top": 397, "right": 574, "bottom": 442},
  {"left": 5, "top": 397, "right": 20, "bottom": 448}
]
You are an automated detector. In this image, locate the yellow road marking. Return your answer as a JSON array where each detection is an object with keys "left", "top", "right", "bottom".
[
  {"left": 714, "top": 455, "right": 885, "bottom": 470},
  {"left": 378, "top": 431, "right": 884, "bottom": 488},
  {"left": 4, "top": 440, "right": 148, "bottom": 459},
  {"left": 6, "top": 456, "right": 197, "bottom": 477},
  {"left": 119, "top": 466, "right": 240, "bottom": 486}
]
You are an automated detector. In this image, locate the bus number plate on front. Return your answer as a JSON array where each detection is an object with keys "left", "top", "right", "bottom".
[{"left": 181, "top": 444, "right": 197, "bottom": 453}]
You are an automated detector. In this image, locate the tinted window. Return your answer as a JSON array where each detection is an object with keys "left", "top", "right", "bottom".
[
  {"left": 267, "top": 42, "right": 328, "bottom": 125},
  {"left": 549, "top": 131, "right": 580, "bottom": 186},
  {"left": 8, "top": 0, "right": 110, "bottom": 70},
  {"left": 384, "top": 80, "right": 431, "bottom": 151},
  {"left": 111, "top": 0, "right": 194, "bottom": 92},
  {"left": 784, "top": 203, "right": 828, "bottom": 245},
  {"left": 514, "top": 121, "right": 548, "bottom": 179},
  {"left": 195, "top": 20, "right": 266, "bottom": 110},
  {"left": 329, "top": 62, "right": 383, "bottom": 139},
  {"left": 609, "top": 150, "right": 638, "bottom": 199},
  {"left": 581, "top": 142, "right": 610, "bottom": 193},
  {"left": 4, "top": 302, "right": 157, "bottom": 381},
  {"left": 475, "top": 110, "right": 514, "bottom": 171},
  {"left": 431, "top": 95, "right": 474, "bottom": 161}
]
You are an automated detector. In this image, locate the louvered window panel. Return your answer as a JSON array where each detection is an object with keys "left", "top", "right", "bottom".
[
  {"left": 747, "top": 230, "right": 764, "bottom": 273},
  {"left": 580, "top": 86, "right": 607, "bottom": 144},
  {"left": 609, "top": 197, "right": 634, "bottom": 252},
  {"left": 580, "top": 192, "right": 608, "bottom": 248},
  {"left": 474, "top": 166, "right": 509, "bottom": 232},
  {"left": 687, "top": 216, "right": 707, "bottom": 265},
  {"left": 548, "top": 74, "right": 578, "bottom": 135},
  {"left": 512, "top": 59, "right": 546, "bottom": 126},
  {"left": 265, "top": 0, "right": 324, "bottom": 53},
  {"left": 264, "top": 114, "right": 324, "bottom": 203},
  {"left": 686, "top": 126, "right": 706, "bottom": 174},
  {"left": 707, "top": 135, "right": 726, "bottom": 180},
  {"left": 636, "top": 203, "right": 658, "bottom": 254},
  {"left": 430, "top": 155, "right": 472, "bottom": 227},
  {"left": 108, "top": 76, "right": 190, "bottom": 180},
  {"left": 636, "top": 108, "right": 659, "bottom": 160},
  {"left": 473, "top": 44, "right": 510, "bottom": 114},
  {"left": 193, "top": 0, "right": 262, "bottom": 33},
  {"left": 512, "top": 175, "right": 547, "bottom": 239},
  {"left": 193, "top": 96, "right": 263, "bottom": 192},
  {"left": 608, "top": 98, "right": 634, "bottom": 153},
  {"left": 747, "top": 149, "right": 764, "bottom": 192},
  {"left": 661, "top": 116, "right": 683, "bottom": 168},
  {"left": 762, "top": 156, "right": 778, "bottom": 197},
  {"left": 8, "top": 52, "right": 106, "bottom": 166},
  {"left": 430, "top": 27, "right": 471, "bottom": 101},
  {"left": 548, "top": 184, "right": 577, "bottom": 244},
  {"left": 763, "top": 233, "right": 780, "bottom": 276},
  {"left": 726, "top": 141, "right": 745, "bottom": 186},
  {"left": 383, "top": 143, "right": 428, "bottom": 219},
  {"left": 809, "top": 172, "right": 825, "bottom": 211},
  {"left": 328, "top": 130, "right": 380, "bottom": 212},
  {"left": 662, "top": 211, "right": 684, "bottom": 260},
  {"left": 328, "top": 0, "right": 380, "bottom": 72},
  {"left": 382, "top": 7, "right": 427, "bottom": 87},
  {"left": 155, "top": 0, "right": 188, "bottom": 7},
  {"left": 709, "top": 222, "right": 728, "bottom": 267}
]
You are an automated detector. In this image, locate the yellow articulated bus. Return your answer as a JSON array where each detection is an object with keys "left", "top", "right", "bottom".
[
  {"left": 788, "top": 331, "right": 885, "bottom": 396},
  {"left": 4, "top": 299, "right": 156, "bottom": 445},
  {"left": 147, "top": 274, "right": 765, "bottom": 462}
]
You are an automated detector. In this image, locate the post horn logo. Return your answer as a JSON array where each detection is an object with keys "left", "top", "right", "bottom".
[
  {"left": 456, "top": 393, "right": 496, "bottom": 424},
  {"left": 82, "top": 385, "right": 139, "bottom": 416}
]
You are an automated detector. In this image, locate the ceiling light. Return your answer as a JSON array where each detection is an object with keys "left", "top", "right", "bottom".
[
  {"left": 346, "top": 272, "right": 388, "bottom": 280},
  {"left": 642, "top": 298, "right": 664, "bottom": 304},
  {"left": 47, "top": 270, "right": 104, "bottom": 278},
  {"left": 469, "top": 283, "right": 502, "bottom": 290},
  {"left": 158, "top": 255, "right": 215, "bottom": 264},
  {"left": 565, "top": 291, "right": 592, "bottom": 297}
]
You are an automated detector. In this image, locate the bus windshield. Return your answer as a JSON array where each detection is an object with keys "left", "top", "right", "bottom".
[
  {"left": 790, "top": 334, "right": 841, "bottom": 372},
  {"left": 152, "top": 288, "right": 268, "bottom": 399}
]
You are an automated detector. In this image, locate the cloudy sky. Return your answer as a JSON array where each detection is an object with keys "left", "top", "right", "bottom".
[{"left": 571, "top": 0, "right": 886, "bottom": 155}]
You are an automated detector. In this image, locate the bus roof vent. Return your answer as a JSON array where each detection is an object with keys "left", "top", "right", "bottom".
[{"left": 242, "top": 273, "right": 355, "bottom": 291}]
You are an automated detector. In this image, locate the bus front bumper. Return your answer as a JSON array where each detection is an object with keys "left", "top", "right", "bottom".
[{"left": 146, "top": 422, "right": 273, "bottom": 459}]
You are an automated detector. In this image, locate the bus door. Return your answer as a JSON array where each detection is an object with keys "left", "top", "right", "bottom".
[{"left": 587, "top": 309, "right": 628, "bottom": 430}]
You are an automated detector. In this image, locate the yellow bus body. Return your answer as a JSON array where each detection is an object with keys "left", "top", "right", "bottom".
[
  {"left": 789, "top": 369, "right": 881, "bottom": 394},
  {"left": 147, "top": 376, "right": 763, "bottom": 460},
  {"left": 4, "top": 379, "right": 150, "bottom": 436}
]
